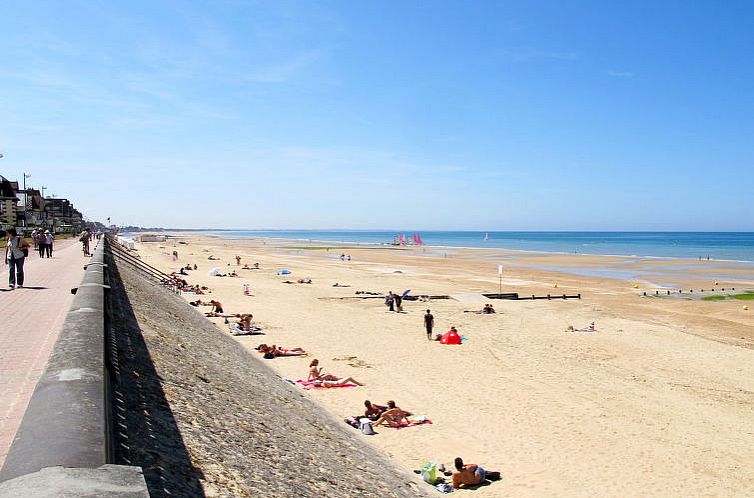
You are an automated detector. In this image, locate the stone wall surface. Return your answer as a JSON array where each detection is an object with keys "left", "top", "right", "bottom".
[{"left": 111, "top": 260, "right": 429, "bottom": 498}]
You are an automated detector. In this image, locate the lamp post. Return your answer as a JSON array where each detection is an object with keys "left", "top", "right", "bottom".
[{"left": 23, "top": 172, "right": 31, "bottom": 228}]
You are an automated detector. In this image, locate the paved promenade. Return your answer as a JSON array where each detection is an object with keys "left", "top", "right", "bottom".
[{"left": 0, "top": 239, "right": 87, "bottom": 469}]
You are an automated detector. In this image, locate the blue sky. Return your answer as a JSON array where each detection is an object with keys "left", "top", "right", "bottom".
[{"left": 1, "top": 0, "right": 752, "bottom": 230}]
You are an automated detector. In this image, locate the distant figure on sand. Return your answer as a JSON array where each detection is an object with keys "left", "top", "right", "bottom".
[
  {"left": 394, "top": 292, "right": 403, "bottom": 312},
  {"left": 236, "top": 255, "right": 241, "bottom": 265},
  {"left": 424, "top": 309, "right": 434, "bottom": 340},
  {"left": 385, "top": 291, "right": 395, "bottom": 312}
]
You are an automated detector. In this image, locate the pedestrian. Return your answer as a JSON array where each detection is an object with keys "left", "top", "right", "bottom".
[
  {"left": 385, "top": 291, "right": 395, "bottom": 312},
  {"left": 236, "top": 255, "right": 241, "bottom": 265},
  {"left": 79, "top": 229, "right": 91, "bottom": 256},
  {"left": 44, "top": 230, "right": 54, "bottom": 258},
  {"left": 38, "top": 231, "right": 46, "bottom": 258},
  {"left": 424, "top": 309, "right": 434, "bottom": 340},
  {"left": 6, "top": 228, "right": 30, "bottom": 289},
  {"left": 31, "top": 229, "right": 39, "bottom": 250},
  {"left": 394, "top": 292, "right": 403, "bottom": 312}
]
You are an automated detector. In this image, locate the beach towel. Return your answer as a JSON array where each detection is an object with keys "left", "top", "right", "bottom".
[
  {"left": 294, "top": 380, "right": 356, "bottom": 390},
  {"left": 395, "top": 418, "right": 433, "bottom": 430},
  {"left": 228, "top": 323, "right": 263, "bottom": 335}
]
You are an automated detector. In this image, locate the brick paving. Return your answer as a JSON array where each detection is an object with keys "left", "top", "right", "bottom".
[{"left": 0, "top": 238, "right": 87, "bottom": 469}]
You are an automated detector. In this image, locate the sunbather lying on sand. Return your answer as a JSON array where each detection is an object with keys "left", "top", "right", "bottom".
[
  {"left": 333, "top": 282, "right": 351, "bottom": 287},
  {"left": 297, "top": 278, "right": 312, "bottom": 284},
  {"left": 464, "top": 304, "right": 496, "bottom": 314},
  {"left": 373, "top": 400, "right": 410, "bottom": 427},
  {"left": 452, "top": 457, "right": 501, "bottom": 489},
  {"left": 308, "top": 359, "right": 364, "bottom": 385},
  {"left": 257, "top": 344, "right": 307, "bottom": 357},
  {"left": 206, "top": 312, "right": 243, "bottom": 318},
  {"left": 311, "top": 377, "right": 363, "bottom": 388}
]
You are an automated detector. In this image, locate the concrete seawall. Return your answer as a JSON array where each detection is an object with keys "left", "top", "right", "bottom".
[{"left": 106, "top": 245, "right": 429, "bottom": 496}]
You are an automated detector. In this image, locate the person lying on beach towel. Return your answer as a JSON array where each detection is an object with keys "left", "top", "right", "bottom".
[
  {"left": 451, "top": 457, "right": 501, "bottom": 489},
  {"left": 311, "top": 377, "right": 363, "bottom": 388},
  {"left": 256, "top": 344, "right": 307, "bottom": 357},
  {"left": 332, "top": 282, "right": 351, "bottom": 287},
  {"left": 307, "top": 359, "right": 364, "bottom": 385},
  {"left": 207, "top": 312, "right": 243, "bottom": 318},
  {"left": 297, "top": 278, "right": 312, "bottom": 284},
  {"left": 373, "top": 400, "right": 411, "bottom": 427}
]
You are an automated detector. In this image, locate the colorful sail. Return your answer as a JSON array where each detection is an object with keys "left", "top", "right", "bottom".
[{"left": 484, "top": 232, "right": 489, "bottom": 241}]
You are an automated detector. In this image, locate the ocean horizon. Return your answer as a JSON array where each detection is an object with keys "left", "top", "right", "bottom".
[{"left": 201, "top": 230, "right": 754, "bottom": 262}]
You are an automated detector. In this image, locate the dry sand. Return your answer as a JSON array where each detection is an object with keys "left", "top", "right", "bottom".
[{"left": 134, "top": 234, "right": 754, "bottom": 497}]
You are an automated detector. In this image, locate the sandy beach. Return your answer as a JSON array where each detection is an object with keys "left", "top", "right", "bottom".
[{"left": 133, "top": 233, "right": 754, "bottom": 497}]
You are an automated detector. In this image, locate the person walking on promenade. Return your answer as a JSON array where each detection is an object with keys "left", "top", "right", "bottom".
[
  {"left": 424, "top": 309, "right": 434, "bottom": 340},
  {"left": 80, "top": 229, "right": 91, "bottom": 256},
  {"left": 38, "top": 231, "right": 46, "bottom": 258},
  {"left": 6, "top": 227, "right": 30, "bottom": 289},
  {"left": 44, "top": 230, "right": 54, "bottom": 257}
]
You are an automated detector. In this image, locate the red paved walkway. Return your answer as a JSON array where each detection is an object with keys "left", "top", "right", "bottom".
[{"left": 0, "top": 238, "right": 87, "bottom": 469}]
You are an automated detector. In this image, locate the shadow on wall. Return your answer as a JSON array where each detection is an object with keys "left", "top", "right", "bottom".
[{"left": 107, "top": 259, "right": 206, "bottom": 498}]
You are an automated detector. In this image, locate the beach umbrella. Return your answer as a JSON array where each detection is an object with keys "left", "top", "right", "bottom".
[
  {"left": 277, "top": 269, "right": 291, "bottom": 275},
  {"left": 208, "top": 267, "right": 221, "bottom": 276},
  {"left": 402, "top": 289, "right": 411, "bottom": 297}
]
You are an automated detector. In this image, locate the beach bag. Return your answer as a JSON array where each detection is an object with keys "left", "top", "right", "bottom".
[
  {"left": 421, "top": 462, "right": 438, "bottom": 484},
  {"left": 359, "top": 418, "right": 375, "bottom": 435}
]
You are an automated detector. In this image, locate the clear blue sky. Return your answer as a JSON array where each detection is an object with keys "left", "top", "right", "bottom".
[{"left": 1, "top": 0, "right": 752, "bottom": 230}]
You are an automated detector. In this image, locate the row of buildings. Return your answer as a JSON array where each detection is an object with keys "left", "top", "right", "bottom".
[{"left": 0, "top": 174, "right": 85, "bottom": 233}]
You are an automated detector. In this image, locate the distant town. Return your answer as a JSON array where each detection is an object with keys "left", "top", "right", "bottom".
[{"left": 1, "top": 173, "right": 99, "bottom": 234}]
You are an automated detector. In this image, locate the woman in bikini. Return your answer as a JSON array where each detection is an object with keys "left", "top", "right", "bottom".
[{"left": 308, "top": 359, "right": 364, "bottom": 385}]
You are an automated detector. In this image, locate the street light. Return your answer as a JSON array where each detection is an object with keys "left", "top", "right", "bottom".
[{"left": 23, "top": 172, "right": 31, "bottom": 227}]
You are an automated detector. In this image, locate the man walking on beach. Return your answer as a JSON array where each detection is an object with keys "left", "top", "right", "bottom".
[{"left": 424, "top": 309, "right": 434, "bottom": 340}]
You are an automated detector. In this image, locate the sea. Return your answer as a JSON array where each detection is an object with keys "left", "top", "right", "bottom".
[{"left": 205, "top": 231, "right": 754, "bottom": 262}]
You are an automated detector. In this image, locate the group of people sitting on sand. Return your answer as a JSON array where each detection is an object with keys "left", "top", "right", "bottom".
[
  {"left": 242, "top": 262, "right": 261, "bottom": 270},
  {"left": 168, "top": 274, "right": 211, "bottom": 294},
  {"left": 307, "top": 358, "right": 364, "bottom": 387},
  {"left": 361, "top": 400, "right": 414, "bottom": 427}
]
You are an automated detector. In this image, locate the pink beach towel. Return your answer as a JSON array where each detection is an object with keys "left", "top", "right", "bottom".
[
  {"left": 294, "top": 380, "right": 357, "bottom": 390},
  {"left": 395, "top": 419, "right": 433, "bottom": 430}
]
